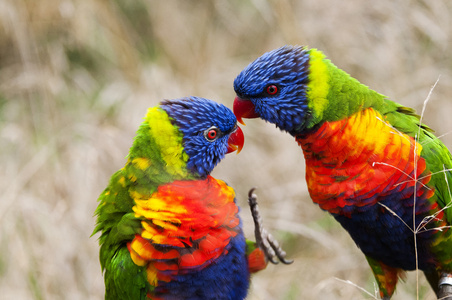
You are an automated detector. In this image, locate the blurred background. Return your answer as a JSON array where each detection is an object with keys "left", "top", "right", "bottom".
[{"left": 1, "top": 0, "right": 451, "bottom": 299}]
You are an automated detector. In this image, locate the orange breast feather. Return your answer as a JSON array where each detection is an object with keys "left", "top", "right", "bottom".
[{"left": 127, "top": 175, "right": 240, "bottom": 287}]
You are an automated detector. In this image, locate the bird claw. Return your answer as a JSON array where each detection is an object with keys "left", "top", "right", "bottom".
[{"left": 248, "top": 188, "right": 293, "bottom": 265}]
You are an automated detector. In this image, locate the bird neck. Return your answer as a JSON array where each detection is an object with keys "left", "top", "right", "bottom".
[
  {"left": 128, "top": 107, "right": 195, "bottom": 182},
  {"left": 304, "top": 49, "right": 386, "bottom": 130}
]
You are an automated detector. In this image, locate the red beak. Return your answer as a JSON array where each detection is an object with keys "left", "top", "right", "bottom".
[
  {"left": 226, "top": 125, "right": 244, "bottom": 154},
  {"left": 233, "top": 96, "right": 259, "bottom": 125}
]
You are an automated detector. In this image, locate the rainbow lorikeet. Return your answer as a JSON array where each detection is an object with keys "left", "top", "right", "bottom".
[
  {"left": 233, "top": 46, "right": 452, "bottom": 299},
  {"left": 93, "top": 97, "right": 290, "bottom": 300}
]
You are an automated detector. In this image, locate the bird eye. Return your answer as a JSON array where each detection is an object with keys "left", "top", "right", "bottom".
[
  {"left": 266, "top": 84, "right": 278, "bottom": 95},
  {"left": 204, "top": 127, "right": 220, "bottom": 141}
]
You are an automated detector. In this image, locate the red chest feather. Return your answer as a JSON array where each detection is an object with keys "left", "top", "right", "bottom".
[
  {"left": 296, "top": 108, "right": 433, "bottom": 215},
  {"left": 127, "top": 176, "right": 241, "bottom": 286}
]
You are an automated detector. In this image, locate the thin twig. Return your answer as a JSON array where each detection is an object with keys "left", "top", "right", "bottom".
[
  {"left": 413, "top": 76, "right": 440, "bottom": 299},
  {"left": 334, "top": 277, "right": 379, "bottom": 299},
  {"left": 372, "top": 162, "right": 431, "bottom": 190},
  {"left": 375, "top": 116, "right": 414, "bottom": 146},
  {"left": 421, "top": 131, "right": 452, "bottom": 147},
  {"left": 393, "top": 169, "right": 452, "bottom": 189},
  {"left": 378, "top": 202, "right": 414, "bottom": 233}
]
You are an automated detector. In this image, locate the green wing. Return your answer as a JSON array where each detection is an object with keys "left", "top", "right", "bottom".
[
  {"left": 104, "top": 247, "right": 150, "bottom": 300},
  {"left": 94, "top": 170, "right": 150, "bottom": 299},
  {"left": 380, "top": 101, "right": 452, "bottom": 222}
]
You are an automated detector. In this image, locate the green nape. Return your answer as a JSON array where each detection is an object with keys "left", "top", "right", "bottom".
[
  {"left": 306, "top": 48, "right": 394, "bottom": 128},
  {"left": 129, "top": 107, "right": 191, "bottom": 179}
]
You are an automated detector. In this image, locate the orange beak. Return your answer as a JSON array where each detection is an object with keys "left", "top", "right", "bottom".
[
  {"left": 233, "top": 96, "right": 259, "bottom": 125},
  {"left": 226, "top": 125, "right": 244, "bottom": 154}
]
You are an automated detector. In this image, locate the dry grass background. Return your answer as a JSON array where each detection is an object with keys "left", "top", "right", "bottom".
[{"left": 1, "top": 0, "right": 452, "bottom": 299}]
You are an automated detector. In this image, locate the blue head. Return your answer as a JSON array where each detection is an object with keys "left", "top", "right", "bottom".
[
  {"left": 233, "top": 46, "right": 311, "bottom": 134},
  {"left": 160, "top": 97, "right": 244, "bottom": 178}
]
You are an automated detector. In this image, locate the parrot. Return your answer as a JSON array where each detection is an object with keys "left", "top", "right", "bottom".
[
  {"left": 93, "top": 96, "right": 290, "bottom": 300},
  {"left": 232, "top": 45, "right": 452, "bottom": 299}
]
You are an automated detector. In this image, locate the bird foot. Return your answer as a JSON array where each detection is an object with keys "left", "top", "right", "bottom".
[
  {"left": 248, "top": 187, "right": 293, "bottom": 265},
  {"left": 438, "top": 273, "right": 452, "bottom": 300}
]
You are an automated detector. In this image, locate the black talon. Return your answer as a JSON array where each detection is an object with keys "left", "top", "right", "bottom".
[
  {"left": 248, "top": 187, "right": 293, "bottom": 265},
  {"left": 268, "top": 233, "right": 294, "bottom": 265},
  {"left": 248, "top": 187, "right": 257, "bottom": 199}
]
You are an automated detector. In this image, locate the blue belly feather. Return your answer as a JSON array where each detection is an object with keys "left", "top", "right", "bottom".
[
  {"left": 333, "top": 193, "right": 436, "bottom": 271},
  {"left": 154, "top": 234, "right": 250, "bottom": 300}
]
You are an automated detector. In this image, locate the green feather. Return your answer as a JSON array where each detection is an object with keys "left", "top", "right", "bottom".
[{"left": 104, "top": 247, "right": 150, "bottom": 300}]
